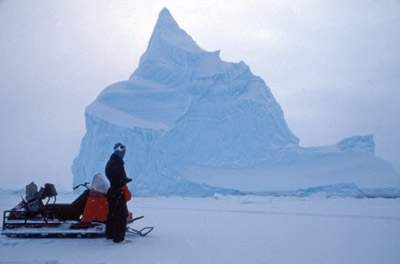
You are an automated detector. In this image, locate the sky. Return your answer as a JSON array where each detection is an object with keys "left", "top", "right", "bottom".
[{"left": 0, "top": 0, "right": 399, "bottom": 190}]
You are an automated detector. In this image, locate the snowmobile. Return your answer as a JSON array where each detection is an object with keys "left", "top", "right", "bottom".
[{"left": 1, "top": 174, "right": 153, "bottom": 238}]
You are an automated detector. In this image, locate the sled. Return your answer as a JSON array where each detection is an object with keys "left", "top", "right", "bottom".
[{"left": 1, "top": 174, "right": 153, "bottom": 238}]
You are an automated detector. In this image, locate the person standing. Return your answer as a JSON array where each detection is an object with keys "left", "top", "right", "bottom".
[{"left": 105, "top": 143, "right": 132, "bottom": 243}]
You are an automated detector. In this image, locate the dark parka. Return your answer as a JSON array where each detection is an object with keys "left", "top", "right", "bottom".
[{"left": 105, "top": 153, "right": 130, "bottom": 189}]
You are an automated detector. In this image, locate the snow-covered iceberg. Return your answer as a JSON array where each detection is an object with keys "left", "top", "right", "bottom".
[{"left": 72, "top": 8, "right": 400, "bottom": 197}]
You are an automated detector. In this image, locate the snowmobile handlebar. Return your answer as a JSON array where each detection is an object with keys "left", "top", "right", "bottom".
[{"left": 73, "top": 182, "right": 90, "bottom": 190}]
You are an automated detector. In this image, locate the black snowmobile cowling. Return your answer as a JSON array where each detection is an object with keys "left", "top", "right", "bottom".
[{"left": 1, "top": 174, "right": 153, "bottom": 238}]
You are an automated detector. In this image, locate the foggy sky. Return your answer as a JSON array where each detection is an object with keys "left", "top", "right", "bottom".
[{"left": 1, "top": 0, "right": 399, "bottom": 190}]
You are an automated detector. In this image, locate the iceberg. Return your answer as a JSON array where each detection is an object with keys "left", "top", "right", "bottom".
[{"left": 72, "top": 8, "right": 400, "bottom": 197}]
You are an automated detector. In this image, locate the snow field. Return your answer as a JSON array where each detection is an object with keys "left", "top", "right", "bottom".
[{"left": 1, "top": 193, "right": 400, "bottom": 264}]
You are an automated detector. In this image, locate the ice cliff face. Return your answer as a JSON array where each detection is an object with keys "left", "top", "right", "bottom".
[{"left": 72, "top": 8, "right": 399, "bottom": 196}]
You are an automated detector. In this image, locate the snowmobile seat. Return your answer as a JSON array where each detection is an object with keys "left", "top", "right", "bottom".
[{"left": 44, "top": 189, "right": 90, "bottom": 221}]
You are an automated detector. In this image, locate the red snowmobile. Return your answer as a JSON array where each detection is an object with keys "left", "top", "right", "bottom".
[{"left": 1, "top": 174, "right": 153, "bottom": 238}]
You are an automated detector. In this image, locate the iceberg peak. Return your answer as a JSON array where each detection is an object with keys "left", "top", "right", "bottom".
[
  {"left": 157, "top": 7, "right": 178, "bottom": 28},
  {"left": 145, "top": 8, "right": 203, "bottom": 55}
]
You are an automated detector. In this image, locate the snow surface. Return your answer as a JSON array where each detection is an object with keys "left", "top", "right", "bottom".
[
  {"left": 73, "top": 8, "right": 400, "bottom": 196},
  {"left": 1, "top": 193, "right": 400, "bottom": 264}
]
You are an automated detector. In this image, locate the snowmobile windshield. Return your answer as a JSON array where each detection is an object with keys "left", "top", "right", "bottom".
[{"left": 91, "top": 174, "right": 109, "bottom": 194}]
